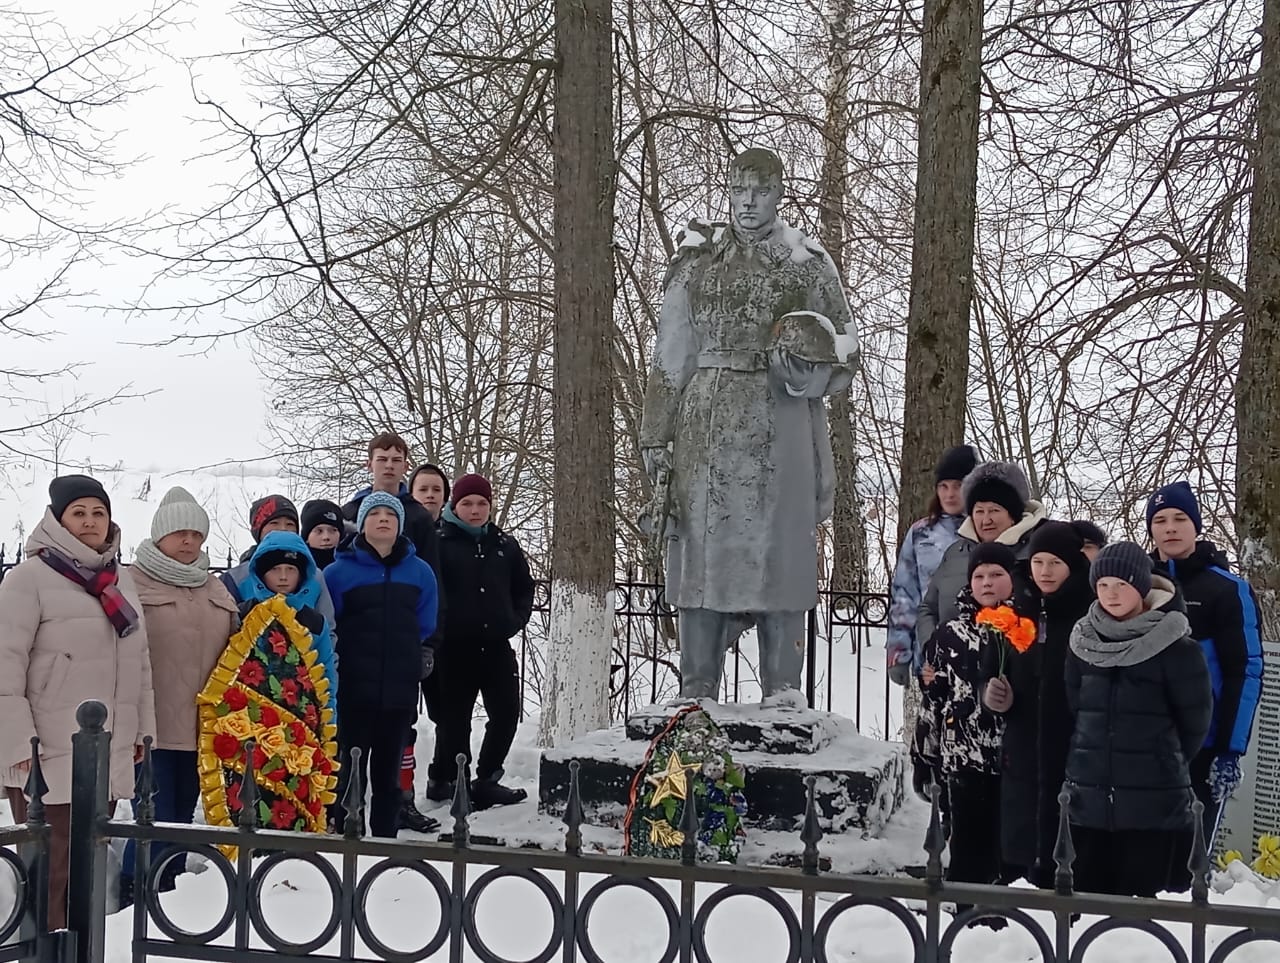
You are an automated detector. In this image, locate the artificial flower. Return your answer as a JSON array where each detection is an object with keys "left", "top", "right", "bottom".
[
  {"left": 269, "top": 630, "right": 290, "bottom": 657},
  {"left": 284, "top": 744, "right": 315, "bottom": 776},
  {"left": 269, "top": 799, "right": 297, "bottom": 829},
  {"left": 1253, "top": 835, "right": 1280, "bottom": 878},
  {"left": 288, "top": 721, "right": 308, "bottom": 745},
  {"left": 239, "top": 659, "right": 266, "bottom": 686},
  {"left": 259, "top": 727, "right": 290, "bottom": 760},
  {"left": 259, "top": 705, "right": 281, "bottom": 729},
  {"left": 222, "top": 687, "right": 249, "bottom": 712},
  {"left": 213, "top": 733, "right": 241, "bottom": 761},
  {"left": 303, "top": 704, "right": 319, "bottom": 729},
  {"left": 214, "top": 710, "right": 255, "bottom": 742},
  {"left": 281, "top": 679, "right": 300, "bottom": 707},
  {"left": 976, "top": 605, "right": 1037, "bottom": 674},
  {"left": 1218, "top": 849, "right": 1244, "bottom": 870},
  {"left": 226, "top": 780, "right": 242, "bottom": 812}
]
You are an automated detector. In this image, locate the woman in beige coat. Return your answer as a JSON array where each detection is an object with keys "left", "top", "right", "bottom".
[
  {"left": 0, "top": 475, "right": 155, "bottom": 929},
  {"left": 119, "top": 486, "right": 238, "bottom": 904}
]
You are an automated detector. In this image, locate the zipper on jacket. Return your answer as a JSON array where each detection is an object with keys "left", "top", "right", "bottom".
[{"left": 1107, "top": 667, "right": 1117, "bottom": 832}]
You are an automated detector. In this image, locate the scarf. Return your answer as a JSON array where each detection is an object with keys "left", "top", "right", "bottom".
[
  {"left": 133, "top": 538, "right": 211, "bottom": 589},
  {"left": 1069, "top": 602, "right": 1190, "bottom": 668},
  {"left": 38, "top": 547, "right": 141, "bottom": 637},
  {"left": 442, "top": 503, "right": 490, "bottom": 540}
]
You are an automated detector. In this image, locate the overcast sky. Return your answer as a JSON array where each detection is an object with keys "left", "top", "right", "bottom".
[{"left": 2, "top": 0, "right": 285, "bottom": 532}]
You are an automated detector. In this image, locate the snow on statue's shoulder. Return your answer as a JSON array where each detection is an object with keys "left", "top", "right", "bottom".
[{"left": 675, "top": 217, "right": 727, "bottom": 253}]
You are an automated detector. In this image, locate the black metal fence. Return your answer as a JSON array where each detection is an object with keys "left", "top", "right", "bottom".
[
  {"left": 0, "top": 550, "right": 895, "bottom": 731},
  {"left": 3, "top": 703, "right": 1280, "bottom": 963}
]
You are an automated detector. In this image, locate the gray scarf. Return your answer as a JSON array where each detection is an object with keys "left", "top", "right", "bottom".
[
  {"left": 132, "top": 538, "right": 211, "bottom": 589},
  {"left": 1069, "top": 602, "right": 1190, "bottom": 668}
]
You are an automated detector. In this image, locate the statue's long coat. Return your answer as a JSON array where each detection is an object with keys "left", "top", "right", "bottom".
[{"left": 640, "top": 219, "right": 859, "bottom": 613}]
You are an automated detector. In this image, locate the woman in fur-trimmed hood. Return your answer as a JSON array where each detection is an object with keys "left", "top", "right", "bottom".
[{"left": 917, "top": 461, "right": 1049, "bottom": 646}]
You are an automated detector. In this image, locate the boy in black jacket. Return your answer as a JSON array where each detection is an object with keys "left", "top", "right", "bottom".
[
  {"left": 1064, "top": 542, "right": 1211, "bottom": 897},
  {"left": 430, "top": 473, "right": 535, "bottom": 809},
  {"left": 1146, "top": 482, "right": 1264, "bottom": 848},
  {"left": 324, "top": 493, "right": 439, "bottom": 837},
  {"left": 341, "top": 431, "right": 445, "bottom": 833}
]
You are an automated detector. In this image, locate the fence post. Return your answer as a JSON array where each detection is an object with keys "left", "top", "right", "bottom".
[
  {"left": 804, "top": 608, "right": 818, "bottom": 709},
  {"left": 67, "top": 700, "right": 111, "bottom": 963}
]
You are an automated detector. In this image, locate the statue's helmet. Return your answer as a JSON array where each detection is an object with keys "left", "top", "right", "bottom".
[{"left": 769, "top": 311, "right": 847, "bottom": 365}]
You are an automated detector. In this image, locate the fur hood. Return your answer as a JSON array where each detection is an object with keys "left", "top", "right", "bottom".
[
  {"left": 957, "top": 500, "right": 1048, "bottom": 544},
  {"left": 961, "top": 460, "right": 1031, "bottom": 507}
]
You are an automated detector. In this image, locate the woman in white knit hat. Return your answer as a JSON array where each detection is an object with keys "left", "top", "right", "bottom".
[{"left": 120, "top": 487, "right": 238, "bottom": 905}]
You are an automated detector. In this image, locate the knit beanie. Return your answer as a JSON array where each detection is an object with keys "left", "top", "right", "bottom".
[
  {"left": 1090, "top": 541, "right": 1153, "bottom": 597},
  {"left": 249, "top": 495, "right": 299, "bottom": 542},
  {"left": 451, "top": 473, "right": 493, "bottom": 507},
  {"left": 1027, "top": 521, "right": 1086, "bottom": 568},
  {"left": 253, "top": 546, "right": 308, "bottom": 582},
  {"left": 410, "top": 464, "right": 451, "bottom": 502},
  {"left": 301, "top": 499, "right": 344, "bottom": 541},
  {"left": 150, "top": 486, "right": 209, "bottom": 541},
  {"left": 962, "top": 462, "right": 1030, "bottom": 520},
  {"left": 356, "top": 491, "right": 405, "bottom": 534},
  {"left": 1069, "top": 519, "right": 1109, "bottom": 548},
  {"left": 967, "top": 541, "right": 1018, "bottom": 580},
  {"left": 49, "top": 474, "right": 111, "bottom": 521},
  {"left": 935, "top": 445, "right": 979, "bottom": 484},
  {"left": 1145, "top": 481, "right": 1202, "bottom": 535}
]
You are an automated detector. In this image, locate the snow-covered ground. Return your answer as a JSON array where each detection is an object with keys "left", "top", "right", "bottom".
[{"left": 4, "top": 711, "right": 1280, "bottom": 962}]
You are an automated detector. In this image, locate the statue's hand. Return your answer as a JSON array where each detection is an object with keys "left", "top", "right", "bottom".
[{"left": 642, "top": 446, "right": 671, "bottom": 483}]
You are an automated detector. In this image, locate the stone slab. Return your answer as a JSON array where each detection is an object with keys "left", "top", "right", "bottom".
[
  {"left": 539, "top": 712, "right": 905, "bottom": 836},
  {"left": 624, "top": 700, "right": 844, "bottom": 754}
]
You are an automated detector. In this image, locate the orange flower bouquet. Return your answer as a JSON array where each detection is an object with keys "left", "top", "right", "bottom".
[{"left": 975, "top": 605, "right": 1037, "bottom": 675}]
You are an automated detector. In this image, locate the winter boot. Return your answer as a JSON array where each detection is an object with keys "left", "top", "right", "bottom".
[
  {"left": 425, "top": 779, "right": 455, "bottom": 803},
  {"left": 398, "top": 791, "right": 441, "bottom": 833},
  {"left": 470, "top": 778, "right": 528, "bottom": 810}
]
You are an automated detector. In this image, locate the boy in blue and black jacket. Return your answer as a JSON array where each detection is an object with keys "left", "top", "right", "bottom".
[
  {"left": 324, "top": 492, "right": 439, "bottom": 838},
  {"left": 1146, "top": 482, "right": 1264, "bottom": 861}
]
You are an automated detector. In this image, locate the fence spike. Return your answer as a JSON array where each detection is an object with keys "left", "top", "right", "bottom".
[
  {"left": 1189, "top": 799, "right": 1211, "bottom": 906},
  {"left": 801, "top": 775, "right": 822, "bottom": 875},
  {"left": 134, "top": 737, "right": 157, "bottom": 826},
  {"left": 924, "top": 782, "right": 945, "bottom": 889},
  {"left": 451, "top": 753, "right": 472, "bottom": 850},
  {"left": 239, "top": 739, "right": 260, "bottom": 830},
  {"left": 342, "top": 748, "right": 365, "bottom": 838},
  {"left": 564, "top": 760, "right": 584, "bottom": 856},
  {"left": 1052, "top": 788, "right": 1075, "bottom": 896},
  {"left": 24, "top": 737, "right": 47, "bottom": 826},
  {"left": 679, "top": 768, "right": 699, "bottom": 867}
]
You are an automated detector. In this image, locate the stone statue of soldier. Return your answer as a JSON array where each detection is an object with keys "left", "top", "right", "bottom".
[{"left": 639, "top": 148, "right": 860, "bottom": 706}]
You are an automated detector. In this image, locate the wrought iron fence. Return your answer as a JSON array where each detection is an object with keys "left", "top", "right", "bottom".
[
  {"left": 0, "top": 549, "right": 893, "bottom": 729},
  {"left": 3, "top": 703, "right": 1280, "bottom": 963}
]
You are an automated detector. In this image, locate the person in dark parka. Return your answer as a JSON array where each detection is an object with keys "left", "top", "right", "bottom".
[
  {"left": 324, "top": 493, "right": 439, "bottom": 837},
  {"left": 984, "top": 521, "right": 1093, "bottom": 886},
  {"left": 1064, "top": 541, "right": 1212, "bottom": 898},
  {"left": 430, "top": 473, "right": 535, "bottom": 809}
]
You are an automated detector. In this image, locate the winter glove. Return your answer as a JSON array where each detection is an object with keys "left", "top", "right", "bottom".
[
  {"left": 1210, "top": 753, "right": 1243, "bottom": 803},
  {"left": 983, "top": 677, "right": 1014, "bottom": 713},
  {"left": 888, "top": 661, "right": 912, "bottom": 687},
  {"left": 295, "top": 605, "right": 325, "bottom": 637},
  {"left": 420, "top": 646, "right": 435, "bottom": 680}
]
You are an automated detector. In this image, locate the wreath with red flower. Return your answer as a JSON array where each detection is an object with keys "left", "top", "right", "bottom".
[{"left": 197, "top": 595, "right": 340, "bottom": 846}]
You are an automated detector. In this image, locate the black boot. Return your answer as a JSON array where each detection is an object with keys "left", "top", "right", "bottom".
[
  {"left": 117, "top": 875, "right": 135, "bottom": 912},
  {"left": 470, "top": 778, "right": 528, "bottom": 810},
  {"left": 398, "top": 791, "right": 441, "bottom": 833},
  {"left": 425, "top": 779, "right": 455, "bottom": 802}
]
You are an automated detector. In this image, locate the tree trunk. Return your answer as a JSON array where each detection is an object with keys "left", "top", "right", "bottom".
[
  {"left": 896, "top": 0, "right": 982, "bottom": 545},
  {"left": 1237, "top": 0, "right": 1280, "bottom": 642},
  {"left": 539, "top": 0, "right": 617, "bottom": 747},
  {"left": 819, "top": 0, "right": 867, "bottom": 595}
]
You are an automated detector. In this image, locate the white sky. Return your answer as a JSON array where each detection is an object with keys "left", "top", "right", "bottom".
[{"left": 2, "top": 0, "right": 282, "bottom": 539}]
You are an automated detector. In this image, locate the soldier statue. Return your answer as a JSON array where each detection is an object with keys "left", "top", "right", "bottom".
[{"left": 640, "top": 148, "right": 860, "bottom": 706}]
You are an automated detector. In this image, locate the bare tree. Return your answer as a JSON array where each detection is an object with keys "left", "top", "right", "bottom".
[{"left": 1238, "top": 0, "right": 1280, "bottom": 638}]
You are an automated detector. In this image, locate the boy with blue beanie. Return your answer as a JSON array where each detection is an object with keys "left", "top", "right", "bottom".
[
  {"left": 1146, "top": 481, "right": 1264, "bottom": 869},
  {"left": 324, "top": 491, "right": 440, "bottom": 837}
]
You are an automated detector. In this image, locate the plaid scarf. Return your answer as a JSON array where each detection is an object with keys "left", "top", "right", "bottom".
[{"left": 38, "top": 548, "right": 141, "bottom": 638}]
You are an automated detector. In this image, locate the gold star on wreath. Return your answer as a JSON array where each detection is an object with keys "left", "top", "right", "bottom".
[
  {"left": 646, "top": 751, "right": 701, "bottom": 809},
  {"left": 645, "top": 817, "right": 685, "bottom": 848}
]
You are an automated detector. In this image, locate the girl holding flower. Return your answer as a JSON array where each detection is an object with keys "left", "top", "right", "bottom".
[
  {"left": 915, "top": 541, "right": 1034, "bottom": 889},
  {"left": 982, "top": 521, "right": 1093, "bottom": 886}
]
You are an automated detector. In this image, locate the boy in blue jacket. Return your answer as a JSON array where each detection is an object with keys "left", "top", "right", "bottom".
[
  {"left": 324, "top": 492, "right": 439, "bottom": 837},
  {"left": 1147, "top": 482, "right": 1264, "bottom": 859},
  {"left": 241, "top": 531, "right": 340, "bottom": 708}
]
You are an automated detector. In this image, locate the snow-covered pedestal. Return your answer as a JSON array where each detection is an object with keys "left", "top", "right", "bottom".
[{"left": 539, "top": 701, "right": 906, "bottom": 836}]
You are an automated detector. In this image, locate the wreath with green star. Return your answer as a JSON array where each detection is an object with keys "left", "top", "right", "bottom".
[{"left": 623, "top": 705, "right": 748, "bottom": 863}]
